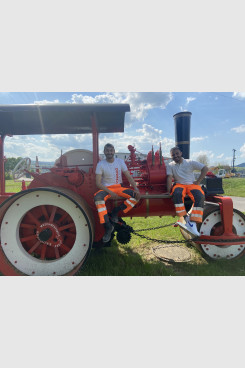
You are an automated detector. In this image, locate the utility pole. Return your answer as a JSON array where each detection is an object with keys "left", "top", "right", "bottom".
[{"left": 232, "top": 149, "right": 236, "bottom": 172}]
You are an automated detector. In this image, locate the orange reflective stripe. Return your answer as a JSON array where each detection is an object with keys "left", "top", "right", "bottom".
[
  {"left": 177, "top": 211, "right": 187, "bottom": 217},
  {"left": 192, "top": 210, "right": 203, "bottom": 216},
  {"left": 124, "top": 201, "right": 134, "bottom": 211},
  {"left": 123, "top": 202, "right": 134, "bottom": 213},
  {"left": 96, "top": 203, "right": 106, "bottom": 210},
  {"left": 98, "top": 210, "right": 108, "bottom": 224},
  {"left": 190, "top": 216, "right": 202, "bottom": 223},
  {"left": 190, "top": 212, "right": 203, "bottom": 222},
  {"left": 175, "top": 205, "right": 185, "bottom": 211}
]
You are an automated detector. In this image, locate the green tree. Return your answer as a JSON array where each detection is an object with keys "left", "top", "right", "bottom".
[{"left": 5, "top": 157, "right": 23, "bottom": 179}]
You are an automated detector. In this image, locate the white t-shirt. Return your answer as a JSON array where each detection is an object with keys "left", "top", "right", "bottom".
[
  {"left": 95, "top": 158, "right": 128, "bottom": 187},
  {"left": 166, "top": 159, "right": 205, "bottom": 185}
]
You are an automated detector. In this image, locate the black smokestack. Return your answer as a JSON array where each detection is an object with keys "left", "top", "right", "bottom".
[{"left": 173, "top": 111, "right": 192, "bottom": 159}]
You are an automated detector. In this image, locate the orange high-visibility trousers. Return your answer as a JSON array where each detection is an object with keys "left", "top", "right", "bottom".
[
  {"left": 94, "top": 184, "right": 138, "bottom": 224},
  {"left": 171, "top": 184, "right": 204, "bottom": 223}
]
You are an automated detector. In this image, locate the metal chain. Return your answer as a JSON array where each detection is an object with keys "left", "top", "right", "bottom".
[
  {"left": 119, "top": 220, "right": 245, "bottom": 245},
  {"left": 131, "top": 229, "right": 245, "bottom": 245},
  {"left": 130, "top": 221, "right": 191, "bottom": 243},
  {"left": 134, "top": 222, "right": 176, "bottom": 232},
  {"left": 131, "top": 230, "right": 192, "bottom": 244},
  {"left": 128, "top": 223, "right": 245, "bottom": 245}
]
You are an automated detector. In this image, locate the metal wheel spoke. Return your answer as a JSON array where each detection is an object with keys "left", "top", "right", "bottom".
[
  {"left": 41, "top": 244, "right": 47, "bottom": 260},
  {"left": 63, "top": 231, "right": 76, "bottom": 239},
  {"left": 20, "top": 234, "right": 38, "bottom": 242},
  {"left": 54, "top": 247, "right": 60, "bottom": 259},
  {"left": 26, "top": 211, "right": 41, "bottom": 226},
  {"left": 41, "top": 205, "right": 49, "bottom": 221},
  {"left": 58, "top": 223, "right": 75, "bottom": 231},
  {"left": 60, "top": 243, "right": 71, "bottom": 253},
  {"left": 20, "top": 223, "right": 37, "bottom": 229},
  {"left": 56, "top": 212, "right": 69, "bottom": 224},
  {"left": 28, "top": 240, "right": 41, "bottom": 254},
  {"left": 49, "top": 206, "right": 57, "bottom": 223}
]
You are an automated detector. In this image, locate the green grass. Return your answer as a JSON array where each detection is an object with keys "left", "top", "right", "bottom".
[
  {"left": 78, "top": 216, "right": 245, "bottom": 276},
  {"left": 222, "top": 178, "right": 245, "bottom": 197},
  {"left": 5, "top": 179, "right": 31, "bottom": 193}
]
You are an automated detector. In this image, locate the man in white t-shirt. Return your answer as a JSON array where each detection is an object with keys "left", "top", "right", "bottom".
[
  {"left": 94, "top": 143, "right": 141, "bottom": 243},
  {"left": 166, "top": 146, "right": 208, "bottom": 237}
]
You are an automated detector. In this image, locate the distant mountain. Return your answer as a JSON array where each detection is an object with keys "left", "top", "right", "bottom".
[{"left": 236, "top": 163, "right": 245, "bottom": 168}]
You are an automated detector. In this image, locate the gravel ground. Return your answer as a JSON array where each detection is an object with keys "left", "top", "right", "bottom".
[{"left": 230, "top": 196, "right": 245, "bottom": 212}]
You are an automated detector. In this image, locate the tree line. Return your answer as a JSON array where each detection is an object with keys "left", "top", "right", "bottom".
[
  {"left": 4, "top": 157, "right": 23, "bottom": 179},
  {"left": 196, "top": 154, "right": 233, "bottom": 171}
]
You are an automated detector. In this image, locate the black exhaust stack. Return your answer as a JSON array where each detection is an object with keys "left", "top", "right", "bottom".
[
  {"left": 173, "top": 111, "right": 224, "bottom": 195},
  {"left": 173, "top": 111, "right": 192, "bottom": 159}
]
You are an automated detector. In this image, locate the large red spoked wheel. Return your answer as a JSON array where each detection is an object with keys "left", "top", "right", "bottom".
[
  {"left": 180, "top": 205, "right": 245, "bottom": 260},
  {"left": 0, "top": 188, "right": 94, "bottom": 276}
]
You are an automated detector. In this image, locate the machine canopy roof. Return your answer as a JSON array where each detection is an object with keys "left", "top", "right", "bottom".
[{"left": 0, "top": 104, "right": 130, "bottom": 135}]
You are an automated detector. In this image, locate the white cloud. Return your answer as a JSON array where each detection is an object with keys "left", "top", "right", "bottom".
[
  {"left": 191, "top": 150, "right": 214, "bottom": 160},
  {"left": 179, "top": 96, "right": 196, "bottom": 112},
  {"left": 191, "top": 136, "right": 208, "bottom": 142},
  {"left": 233, "top": 92, "right": 245, "bottom": 100},
  {"left": 186, "top": 97, "right": 196, "bottom": 105},
  {"left": 240, "top": 144, "right": 245, "bottom": 158},
  {"left": 4, "top": 134, "right": 94, "bottom": 162},
  {"left": 231, "top": 124, "right": 245, "bottom": 133},
  {"left": 217, "top": 153, "right": 224, "bottom": 159},
  {"left": 68, "top": 92, "right": 173, "bottom": 122},
  {"left": 98, "top": 124, "right": 174, "bottom": 157},
  {"left": 4, "top": 124, "right": 175, "bottom": 161},
  {"left": 34, "top": 99, "right": 60, "bottom": 104},
  {"left": 136, "top": 124, "right": 162, "bottom": 138},
  {"left": 33, "top": 92, "right": 173, "bottom": 130}
]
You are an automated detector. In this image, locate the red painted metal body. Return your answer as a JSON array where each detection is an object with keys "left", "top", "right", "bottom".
[{"left": 26, "top": 143, "right": 175, "bottom": 243}]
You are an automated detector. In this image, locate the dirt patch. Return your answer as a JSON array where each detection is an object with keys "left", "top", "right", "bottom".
[{"left": 152, "top": 244, "right": 192, "bottom": 263}]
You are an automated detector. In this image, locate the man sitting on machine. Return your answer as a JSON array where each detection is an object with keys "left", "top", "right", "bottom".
[
  {"left": 166, "top": 146, "right": 208, "bottom": 237},
  {"left": 94, "top": 143, "right": 141, "bottom": 243}
]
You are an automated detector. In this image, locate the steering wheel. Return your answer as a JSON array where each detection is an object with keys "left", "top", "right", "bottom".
[{"left": 12, "top": 157, "right": 32, "bottom": 180}]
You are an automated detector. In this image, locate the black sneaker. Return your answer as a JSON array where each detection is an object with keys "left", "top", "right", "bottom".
[{"left": 103, "top": 223, "right": 115, "bottom": 243}]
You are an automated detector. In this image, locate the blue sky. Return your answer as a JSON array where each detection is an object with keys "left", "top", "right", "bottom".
[{"left": 1, "top": 92, "right": 245, "bottom": 166}]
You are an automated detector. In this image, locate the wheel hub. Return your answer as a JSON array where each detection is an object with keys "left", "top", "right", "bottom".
[{"left": 36, "top": 223, "right": 63, "bottom": 248}]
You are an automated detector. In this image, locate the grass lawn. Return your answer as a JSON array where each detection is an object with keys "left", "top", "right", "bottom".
[
  {"left": 5, "top": 179, "right": 31, "bottom": 193},
  {"left": 78, "top": 216, "right": 245, "bottom": 276},
  {"left": 222, "top": 178, "right": 245, "bottom": 197}
]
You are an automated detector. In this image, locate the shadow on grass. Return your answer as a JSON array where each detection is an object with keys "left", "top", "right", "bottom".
[
  {"left": 77, "top": 241, "right": 175, "bottom": 276},
  {"left": 77, "top": 240, "right": 245, "bottom": 277}
]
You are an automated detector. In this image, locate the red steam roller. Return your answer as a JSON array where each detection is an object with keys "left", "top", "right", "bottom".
[{"left": 0, "top": 104, "right": 244, "bottom": 275}]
